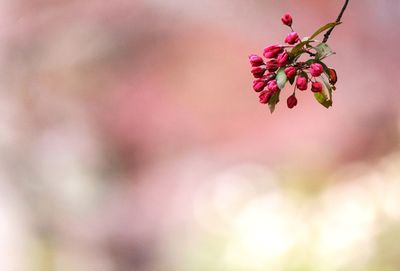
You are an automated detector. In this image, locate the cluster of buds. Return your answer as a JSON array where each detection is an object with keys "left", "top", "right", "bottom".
[{"left": 249, "top": 13, "right": 339, "bottom": 112}]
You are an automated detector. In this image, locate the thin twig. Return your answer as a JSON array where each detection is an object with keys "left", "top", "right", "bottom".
[{"left": 322, "top": 0, "right": 349, "bottom": 43}]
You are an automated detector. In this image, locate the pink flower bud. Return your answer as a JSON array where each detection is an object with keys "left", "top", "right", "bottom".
[
  {"left": 248, "top": 54, "right": 264, "bottom": 67},
  {"left": 311, "top": 81, "right": 323, "bottom": 93},
  {"left": 296, "top": 76, "right": 308, "bottom": 91},
  {"left": 284, "top": 32, "right": 300, "bottom": 45},
  {"left": 267, "top": 80, "right": 279, "bottom": 93},
  {"left": 253, "top": 79, "right": 267, "bottom": 92},
  {"left": 277, "top": 51, "right": 289, "bottom": 67},
  {"left": 263, "top": 45, "right": 283, "bottom": 59},
  {"left": 287, "top": 94, "right": 297, "bottom": 109},
  {"left": 261, "top": 72, "right": 275, "bottom": 83},
  {"left": 284, "top": 66, "right": 296, "bottom": 79},
  {"left": 266, "top": 59, "right": 279, "bottom": 72},
  {"left": 281, "top": 13, "right": 293, "bottom": 27},
  {"left": 310, "top": 63, "right": 324, "bottom": 77},
  {"left": 251, "top": 66, "right": 266, "bottom": 78},
  {"left": 262, "top": 72, "right": 274, "bottom": 79},
  {"left": 259, "top": 90, "right": 272, "bottom": 104}
]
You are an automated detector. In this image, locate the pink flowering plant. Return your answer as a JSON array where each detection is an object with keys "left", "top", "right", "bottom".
[{"left": 249, "top": 1, "right": 349, "bottom": 113}]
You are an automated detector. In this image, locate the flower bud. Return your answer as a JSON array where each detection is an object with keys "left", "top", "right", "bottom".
[
  {"left": 284, "top": 32, "right": 300, "bottom": 45},
  {"left": 253, "top": 79, "right": 267, "bottom": 92},
  {"left": 281, "top": 13, "right": 293, "bottom": 27},
  {"left": 310, "top": 63, "right": 323, "bottom": 77},
  {"left": 267, "top": 80, "right": 279, "bottom": 93},
  {"left": 248, "top": 54, "right": 264, "bottom": 67},
  {"left": 284, "top": 66, "right": 296, "bottom": 79},
  {"left": 266, "top": 59, "right": 279, "bottom": 72},
  {"left": 262, "top": 72, "right": 275, "bottom": 83},
  {"left": 259, "top": 90, "right": 272, "bottom": 104},
  {"left": 251, "top": 66, "right": 266, "bottom": 78},
  {"left": 263, "top": 45, "right": 283, "bottom": 59},
  {"left": 287, "top": 94, "right": 297, "bottom": 109},
  {"left": 311, "top": 81, "right": 323, "bottom": 93},
  {"left": 262, "top": 72, "right": 274, "bottom": 79},
  {"left": 277, "top": 51, "right": 289, "bottom": 67},
  {"left": 296, "top": 76, "right": 308, "bottom": 91},
  {"left": 329, "top": 68, "right": 337, "bottom": 85}
]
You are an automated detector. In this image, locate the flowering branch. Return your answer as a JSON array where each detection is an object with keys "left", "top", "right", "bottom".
[
  {"left": 322, "top": 0, "right": 350, "bottom": 43},
  {"left": 248, "top": 10, "right": 345, "bottom": 112}
]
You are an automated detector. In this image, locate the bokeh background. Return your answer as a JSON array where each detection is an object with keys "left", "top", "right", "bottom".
[{"left": 1, "top": 0, "right": 400, "bottom": 270}]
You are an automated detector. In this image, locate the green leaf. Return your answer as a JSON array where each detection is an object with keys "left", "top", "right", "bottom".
[
  {"left": 314, "top": 91, "right": 332, "bottom": 108},
  {"left": 314, "top": 43, "right": 334, "bottom": 59},
  {"left": 323, "top": 100, "right": 332, "bottom": 108},
  {"left": 305, "top": 59, "right": 315, "bottom": 66},
  {"left": 321, "top": 76, "right": 333, "bottom": 101},
  {"left": 314, "top": 79, "right": 332, "bottom": 108},
  {"left": 288, "top": 53, "right": 296, "bottom": 63},
  {"left": 309, "top": 22, "right": 341, "bottom": 41},
  {"left": 289, "top": 22, "right": 340, "bottom": 58},
  {"left": 268, "top": 91, "right": 280, "bottom": 113},
  {"left": 314, "top": 92, "right": 326, "bottom": 103},
  {"left": 276, "top": 67, "right": 287, "bottom": 90},
  {"left": 290, "top": 41, "right": 309, "bottom": 57}
]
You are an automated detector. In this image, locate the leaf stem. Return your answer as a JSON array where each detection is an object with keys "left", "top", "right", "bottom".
[
  {"left": 304, "top": 49, "right": 316, "bottom": 57},
  {"left": 322, "top": 0, "right": 349, "bottom": 43}
]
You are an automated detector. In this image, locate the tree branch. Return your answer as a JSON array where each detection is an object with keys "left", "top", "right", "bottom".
[{"left": 322, "top": 0, "right": 349, "bottom": 43}]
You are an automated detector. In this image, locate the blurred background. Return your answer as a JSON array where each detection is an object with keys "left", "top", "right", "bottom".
[{"left": 0, "top": 0, "right": 400, "bottom": 270}]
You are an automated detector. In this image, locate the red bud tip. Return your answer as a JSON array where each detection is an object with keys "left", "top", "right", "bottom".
[
  {"left": 311, "top": 81, "right": 323, "bottom": 93},
  {"left": 281, "top": 13, "right": 293, "bottom": 27},
  {"left": 296, "top": 76, "right": 308, "bottom": 91},
  {"left": 287, "top": 94, "right": 298, "bottom": 109},
  {"left": 284, "top": 32, "right": 300, "bottom": 45},
  {"left": 310, "top": 63, "right": 324, "bottom": 77}
]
